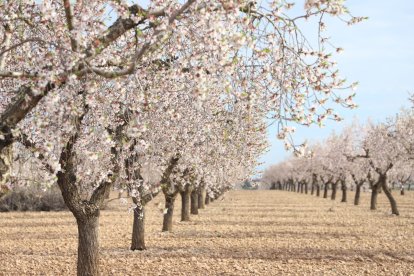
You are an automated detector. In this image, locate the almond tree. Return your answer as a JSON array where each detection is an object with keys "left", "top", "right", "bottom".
[
  {"left": 389, "top": 163, "right": 412, "bottom": 196},
  {"left": 349, "top": 160, "right": 370, "bottom": 205},
  {"left": 357, "top": 120, "right": 404, "bottom": 215}
]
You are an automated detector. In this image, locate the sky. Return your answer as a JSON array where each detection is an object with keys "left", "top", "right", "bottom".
[{"left": 258, "top": 0, "right": 414, "bottom": 173}]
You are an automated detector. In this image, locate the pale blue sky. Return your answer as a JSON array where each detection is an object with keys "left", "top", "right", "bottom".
[{"left": 258, "top": 0, "right": 414, "bottom": 172}]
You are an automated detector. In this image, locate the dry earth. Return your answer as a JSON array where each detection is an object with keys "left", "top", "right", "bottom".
[{"left": 0, "top": 190, "right": 413, "bottom": 275}]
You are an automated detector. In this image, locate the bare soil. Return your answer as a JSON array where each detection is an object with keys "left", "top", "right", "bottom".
[{"left": 0, "top": 190, "right": 413, "bottom": 275}]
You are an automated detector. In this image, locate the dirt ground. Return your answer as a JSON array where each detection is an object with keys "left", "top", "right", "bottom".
[{"left": 0, "top": 190, "right": 413, "bottom": 275}]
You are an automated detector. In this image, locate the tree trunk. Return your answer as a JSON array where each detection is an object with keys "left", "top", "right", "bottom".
[
  {"left": 341, "top": 182, "right": 347, "bottom": 203},
  {"left": 0, "top": 145, "right": 12, "bottom": 189},
  {"left": 297, "top": 182, "right": 300, "bottom": 193},
  {"left": 380, "top": 176, "right": 399, "bottom": 215},
  {"left": 354, "top": 184, "right": 361, "bottom": 205},
  {"left": 323, "top": 183, "right": 329, "bottom": 198},
  {"left": 162, "top": 194, "right": 177, "bottom": 232},
  {"left": 305, "top": 182, "right": 308, "bottom": 194},
  {"left": 131, "top": 206, "right": 146, "bottom": 250},
  {"left": 401, "top": 186, "right": 405, "bottom": 196},
  {"left": 370, "top": 185, "right": 379, "bottom": 210},
  {"left": 198, "top": 188, "right": 206, "bottom": 209},
  {"left": 205, "top": 194, "right": 210, "bottom": 205},
  {"left": 76, "top": 215, "right": 100, "bottom": 276},
  {"left": 408, "top": 184, "right": 411, "bottom": 191},
  {"left": 300, "top": 183, "right": 304, "bottom": 193},
  {"left": 311, "top": 183, "right": 314, "bottom": 195},
  {"left": 316, "top": 184, "right": 320, "bottom": 197},
  {"left": 331, "top": 183, "right": 337, "bottom": 200},
  {"left": 180, "top": 188, "right": 191, "bottom": 221},
  {"left": 191, "top": 190, "right": 199, "bottom": 215}
]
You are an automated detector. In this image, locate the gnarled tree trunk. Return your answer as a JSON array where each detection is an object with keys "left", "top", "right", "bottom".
[
  {"left": 162, "top": 193, "right": 177, "bottom": 232},
  {"left": 0, "top": 145, "right": 12, "bottom": 193},
  {"left": 131, "top": 206, "right": 146, "bottom": 250},
  {"left": 380, "top": 175, "right": 399, "bottom": 215},
  {"left": 76, "top": 215, "right": 100, "bottom": 276}
]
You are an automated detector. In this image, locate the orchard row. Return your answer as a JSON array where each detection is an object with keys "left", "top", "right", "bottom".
[{"left": 264, "top": 109, "right": 414, "bottom": 216}]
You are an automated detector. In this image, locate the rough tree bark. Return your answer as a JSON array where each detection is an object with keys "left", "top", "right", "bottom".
[
  {"left": 180, "top": 185, "right": 192, "bottom": 221},
  {"left": 370, "top": 184, "right": 380, "bottom": 210},
  {"left": 131, "top": 205, "right": 146, "bottom": 250},
  {"left": 76, "top": 215, "right": 100, "bottom": 276},
  {"left": 0, "top": 145, "right": 12, "bottom": 190},
  {"left": 162, "top": 193, "right": 177, "bottom": 232},
  {"left": 380, "top": 175, "right": 399, "bottom": 215},
  {"left": 159, "top": 155, "right": 180, "bottom": 232},
  {"left": 191, "top": 190, "right": 199, "bottom": 215}
]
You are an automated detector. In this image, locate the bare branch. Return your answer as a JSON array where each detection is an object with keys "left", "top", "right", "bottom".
[
  {"left": 0, "top": 38, "right": 47, "bottom": 59},
  {"left": 0, "top": 70, "right": 43, "bottom": 79}
]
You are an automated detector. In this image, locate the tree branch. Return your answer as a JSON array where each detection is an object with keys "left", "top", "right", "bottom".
[
  {"left": 63, "top": 0, "right": 78, "bottom": 52},
  {"left": 17, "top": 133, "right": 54, "bottom": 174}
]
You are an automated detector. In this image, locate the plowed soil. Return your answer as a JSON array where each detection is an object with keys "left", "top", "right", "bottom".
[{"left": 0, "top": 190, "right": 413, "bottom": 275}]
